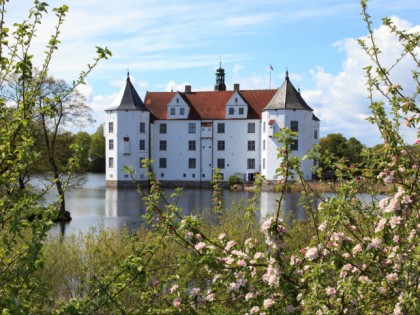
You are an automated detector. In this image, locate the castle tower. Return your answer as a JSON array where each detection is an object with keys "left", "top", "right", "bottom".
[
  {"left": 261, "top": 71, "right": 320, "bottom": 181},
  {"left": 104, "top": 73, "right": 150, "bottom": 187},
  {"left": 214, "top": 61, "right": 226, "bottom": 91}
]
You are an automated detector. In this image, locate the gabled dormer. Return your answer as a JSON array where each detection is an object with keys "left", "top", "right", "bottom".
[
  {"left": 167, "top": 90, "right": 190, "bottom": 119},
  {"left": 225, "top": 90, "right": 248, "bottom": 119}
]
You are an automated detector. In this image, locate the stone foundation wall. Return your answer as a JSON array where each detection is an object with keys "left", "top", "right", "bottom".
[{"left": 106, "top": 180, "right": 230, "bottom": 189}]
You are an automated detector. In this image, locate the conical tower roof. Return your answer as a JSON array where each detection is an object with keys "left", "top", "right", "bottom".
[
  {"left": 263, "top": 71, "right": 313, "bottom": 111},
  {"left": 116, "top": 74, "right": 148, "bottom": 111}
]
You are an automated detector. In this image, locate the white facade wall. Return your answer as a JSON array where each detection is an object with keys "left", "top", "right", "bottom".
[
  {"left": 213, "top": 120, "right": 260, "bottom": 181},
  {"left": 261, "top": 110, "right": 319, "bottom": 181},
  {"left": 105, "top": 110, "right": 150, "bottom": 182},
  {"left": 151, "top": 120, "right": 201, "bottom": 181}
]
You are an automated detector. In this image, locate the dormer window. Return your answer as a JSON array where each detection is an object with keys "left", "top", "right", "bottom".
[
  {"left": 170, "top": 108, "right": 175, "bottom": 115},
  {"left": 225, "top": 92, "right": 248, "bottom": 118},
  {"left": 180, "top": 108, "right": 185, "bottom": 115},
  {"left": 176, "top": 98, "right": 179, "bottom": 103}
]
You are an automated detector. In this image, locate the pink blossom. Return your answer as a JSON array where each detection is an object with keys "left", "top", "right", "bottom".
[
  {"left": 261, "top": 218, "right": 273, "bottom": 232},
  {"left": 195, "top": 233, "right": 202, "bottom": 240},
  {"left": 170, "top": 284, "right": 179, "bottom": 293},
  {"left": 343, "top": 264, "right": 353, "bottom": 271},
  {"left": 368, "top": 237, "right": 381, "bottom": 249},
  {"left": 225, "top": 240, "right": 236, "bottom": 251},
  {"left": 228, "top": 282, "right": 240, "bottom": 292},
  {"left": 390, "top": 216, "right": 402, "bottom": 228},
  {"left": 173, "top": 297, "right": 182, "bottom": 308},
  {"left": 342, "top": 253, "right": 351, "bottom": 259},
  {"left": 237, "top": 259, "right": 247, "bottom": 267},
  {"left": 191, "top": 287, "right": 201, "bottom": 297},
  {"left": 325, "top": 287, "right": 336, "bottom": 296},
  {"left": 375, "top": 218, "right": 387, "bottom": 233},
  {"left": 194, "top": 242, "right": 206, "bottom": 253},
  {"left": 250, "top": 306, "right": 260, "bottom": 314},
  {"left": 245, "top": 292, "right": 254, "bottom": 301},
  {"left": 305, "top": 247, "right": 318, "bottom": 261},
  {"left": 386, "top": 273, "right": 398, "bottom": 283},
  {"left": 263, "top": 298, "right": 275, "bottom": 309},
  {"left": 393, "top": 235, "right": 400, "bottom": 243},
  {"left": 394, "top": 302, "right": 403, "bottom": 315},
  {"left": 185, "top": 231, "right": 193, "bottom": 240},
  {"left": 254, "top": 252, "right": 264, "bottom": 260},
  {"left": 206, "top": 291, "right": 215, "bottom": 301},
  {"left": 352, "top": 244, "right": 362, "bottom": 255},
  {"left": 318, "top": 222, "right": 327, "bottom": 232},
  {"left": 218, "top": 233, "right": 226, "bottom": 240},
  {"left": 401, "top": 195, "right": 412, "bottom": 204}
]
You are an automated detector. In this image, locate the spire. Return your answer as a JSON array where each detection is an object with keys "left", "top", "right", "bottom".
[
  {"left": 116, "top": 74, "right": 148, "bottom": 111},
  {"left": 214, "top": 58, "right": 226, "bottom": 91},
  {"left": 263, "top": 70, "right": 313, "bottom": 111}
]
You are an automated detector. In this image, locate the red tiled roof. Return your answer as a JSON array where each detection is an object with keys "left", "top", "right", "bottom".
[{"left": 144, "top": 89, "right": 277, "bottom": 121}]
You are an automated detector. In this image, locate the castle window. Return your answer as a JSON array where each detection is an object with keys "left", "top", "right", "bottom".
[
  {"left": 217, "top": 159, "right": 225, "bottom": 169},
  {"left": 291, "top": 121, "right": 299, "bottom": 132},
  {"left": 170, "top": 108, "right": 175, "bottom": 116},
  {"left": 217, "top": 140, "right": 225, "bottom": 151},
  {"left": 248, "top": 122, "right": 255, "bottom": 133},
  {"left": 123, "top": 137, "right": 129, "bottom": 155},
  {"left": 239, "top": 107, "right": 244, "bottom": 115},
  {"left": 263, "top": 158, "right": 266, "bottom": 170},
  {"left": 247, "top": 158, "right": 255, "bottom": 169},
  {"left": 229, "top": 107, "right": 234, "bottom": 115},
  {"left": 188, "top": 123, "right": 196, "bottom": 133},
  {"left": 108, "top": 157, "right": 114, "bottom": 168},
  {"left": 248, "top": 140, "right": 255, "bottom": 151},
  {"left": 188, "top": 140, "right": 196, "bottom": 151},
  {"left": 217, "top": 123, "right": 225, "bottom": 134},
  {"left": 291, "top": 140, "right": 299, "bottom": 151},
  {"left": 160, "top": 123, "right": 167, "bottom": 134},
  {"left": 139, "top": 139, "right": 145, "bottom": 151},
  {"left": 159, "top": 158, "right": 167, "bottom": 168},
  {"left": 314, "top": 130, "right": 318, "bottom": 139},
  {"left": 263, "top": 140, "right": 266, "bottom": 151},
  {"left": 180, "top": 108, "right": 185, "bottom": 115},
  {"left": 139, "top": 122, "right": 145, "bottom": 133},
  {"left": 188, "top": 158, "right": 196, "bottom": 169},
  {"left": 108, "top": 139, "right": 114, "bottom": 150},
  {"left": 108, "top": 122, "right": 114, "bottom": 133},
  {"left": 159, "top": 140, "right": 167, "bottom": 151},
  {"left": 263, "top": 122, "right": 266, "bottom": 133}
]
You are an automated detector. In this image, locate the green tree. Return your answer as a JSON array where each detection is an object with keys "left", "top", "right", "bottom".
[
  {"left": 0, "top": 1, "right": 110, "bottom": 312},
  {"left": 89, "top": 124, "right": 105, "bottom": 173}
]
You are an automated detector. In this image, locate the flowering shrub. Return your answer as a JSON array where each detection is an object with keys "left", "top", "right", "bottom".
[
  {"left": 58, "top": 2, "right": 418, "bottom": 313},
  {"left": 1, "top": 1, "right": 418, "bottom": 314}
]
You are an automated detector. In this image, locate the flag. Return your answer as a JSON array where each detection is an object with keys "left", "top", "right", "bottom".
[{"left": 270, "top": 64, "right": 273, "bottom": 71}]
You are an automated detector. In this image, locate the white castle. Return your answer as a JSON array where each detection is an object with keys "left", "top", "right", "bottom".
[{"left": 104, "top": 66, "right": 320, "bottom": 187}]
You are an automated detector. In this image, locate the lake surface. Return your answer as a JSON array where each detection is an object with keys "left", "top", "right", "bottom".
[
  {"left": 37, "top": 174, "right": 383, "bottom": 235},
  {"left": 32, "top": 174, "right": 307, "bottom": 235}
]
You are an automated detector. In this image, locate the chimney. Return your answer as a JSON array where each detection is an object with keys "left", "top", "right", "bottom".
[
  {"left": 233, "top": 83, "right": 240, "bottom": 91},
  {"left": 185, "top": 85, "right": 192, "bottom": 94}
]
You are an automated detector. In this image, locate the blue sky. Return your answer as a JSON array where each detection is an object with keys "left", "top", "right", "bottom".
[{"left": 5, "top": 0, "right": 420, "bottom": 146}]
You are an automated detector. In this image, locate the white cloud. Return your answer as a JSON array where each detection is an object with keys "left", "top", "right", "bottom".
[
  {"left": 305, "top": 16, "right": 419, "bottom": 146},
  {"left": 165, "top": 81, "right": 190, "bottom": 92}
]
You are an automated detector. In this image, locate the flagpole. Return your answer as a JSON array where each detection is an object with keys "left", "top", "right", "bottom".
[{"left": 269, "top": 65, "right": 272, "bottom": 89}]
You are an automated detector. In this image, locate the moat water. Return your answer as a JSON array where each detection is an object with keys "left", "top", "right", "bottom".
[{"left": 32, "top": 173, "right": 383, "bottom": 235}]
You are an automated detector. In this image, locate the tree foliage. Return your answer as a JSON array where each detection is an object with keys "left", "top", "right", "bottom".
[
  {"left": 0, "top": 0, "right": 110, "bottom": 312},
  {"left": 0, "top": 0, "right": 418, "bottom": 314}
]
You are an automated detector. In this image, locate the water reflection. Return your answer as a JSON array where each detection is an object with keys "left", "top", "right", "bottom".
[{"left": 45, "top": 173, "right": 380, "bottom": 236}]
